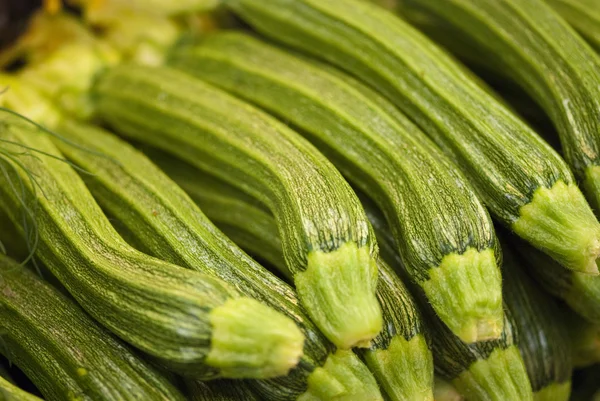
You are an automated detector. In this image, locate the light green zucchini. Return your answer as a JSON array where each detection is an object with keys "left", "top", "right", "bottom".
[
  {"left": 396, "top": 0, "right": 600, "bottom": 225},
  {"left": 226, "top": 0, "right": 600, "bottom": 276},
  {"left": 0, "top": 110, "right": 304, "bottom": 380},
  {"left": 168, "top": 31, "right": 503, "bottom": 344},
  {"left": 433, "top": 378, "right": 463, "bottom": 401},
  {"left": 0, "top": 255, "right": 186, "bottom": 401},
  {"left": 501, "top": 243, "right": 572, "bottom": 401},
  {"left": 152, "top": 153, "right": 434, "bottom": 401},
  {"left": 545, "top": 0, "right": 600, "bottom": 51},
  {"left": 0, "top": 376, "right": 42, "bottom": 401},
  {"left": 91, "top": 63, "right": 382, "bottom": 350},
  {"left": 47, "top": 119, "right": 382, "bottom": 401},
  {"left": 187, "top": 380, "right": 260, "bottom": 401},
  {"left": 356, "top": 192, "right": 533, "bottom": 401}
]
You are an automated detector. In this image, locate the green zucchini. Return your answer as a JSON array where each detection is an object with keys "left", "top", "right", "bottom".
[
  {"left": 226, "top": 0, "right": 600, "bottom": 276},
  {"left": 0, "top": 110, "right": 304, "bottom": 379},
  {"left": 47, "top": 119, "right": 382, "bottom": 401},
  {"left": 501, "top": 243, "right": 572, "bottom": 401},
  {"left": 0, "top": 254, "right": 186, "bottom": 401},
  {"left": 153, "top": 153, "right": 434, "bottom": 401},
  {"left": 0, "top": 377, "right": 42, "bottom": 401},
  {"left": 433, "top": 378, "right": 463, "bottom": 401},
  {"left": 187, "top": 380, "right": 260, "bottom": 401},
  {"left": 545, "top": 0, "right": 600, "bottom": 51},
  {"left": 395, "top": 0, "right": 600, "bottom": 224},
  {"left": 563, "top": 310, "right": 600, "bottom": 368},
  {"left": 356, "top": 192, "right": 533, "bottom": 401},
  {"left": 168, "top": 31, "right": 503, "bottom": 344},
  {"left": 91, "top": 63, "right": 382, "bottom": 350}
]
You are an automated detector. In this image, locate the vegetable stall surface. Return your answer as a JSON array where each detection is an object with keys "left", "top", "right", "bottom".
[
  {"left": 91, "top": 64, "right": 383, "bottom": 351},
  {"left": 0, "top": 110, "right": 305, "bottom": 380},
  {"left": 169, "top": 31, "right": 504, "bottom": 345},
  {"left": 226, "top": 0, "right": 600, "bottom": 276}
]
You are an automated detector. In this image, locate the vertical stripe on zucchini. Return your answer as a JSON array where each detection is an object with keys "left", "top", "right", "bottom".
[
  {"left": 168, "top": 31, "right": 503, "bottom": 344},
  {"left": 49, "top": 119, "right": 381, "bottom": 401},
  {"left": 226, "top": 0, "right": 600, "bottom": 276},
  {"left": 396, "top": 0, "right": 600, "bottom": 227},
  {"left": 0, "top": 255, "right": 186, "bottom": 401},
  {"left": 356, "top": 192, "right": 533, "bottom": 401},
  {"left": 545, "top": 0, "right": 600, "bottom": 51},
  {"left": 0, "top": 110, "right": 304, "bottom": 380},
  {"left": 91, "top": 63, "right": 382, "bottom": 350},
  {"left": 154, "top": 154, "right": 434, "bottom": 401}
]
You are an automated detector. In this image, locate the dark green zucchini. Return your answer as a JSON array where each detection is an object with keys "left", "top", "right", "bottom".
[
  {"left": 501, "top": 242, "right": 572, "bottom": 401},
  {"left": 0, "top": 255, "right": 186, "bottom": 401},
  {"left": 356, "top": 192, "right": 533, "bottom": 401},
  {"left": 153, "top": 153, "right": 434, "bottom": 401},
  {"left": 545, "top": 0, "right": 600, "bottom": 51},
  {"left": 168, "top": 31, "right": 503, "bottom": 344},
  {"left": 0, "top": 110, "right": 304, "bottom": 380},
  {"left": 226, "top": 0, "right": 600, "bottom": 276},
  {"left": 396, "top": 0, "right": 600, "bottom": 225},
  {"left": 49, "top": 119, "right": 382, "bottom": 401},
  {"left": 564, "top": 311, "right": 600, "bottom": 368},
  {"left": 187, "top": 380, "right": 260, "bottom": 401}
]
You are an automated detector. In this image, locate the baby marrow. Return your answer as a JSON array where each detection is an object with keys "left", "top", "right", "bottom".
[
  {"left": 0, "top": 377, "right": 42, "bottom": 401},
  {"left": 396, "top": 0, "right": 600, "bottom": 224},
  {"left": 0, "top": 110, "right": 304, "bottom": 380},
  {"left": 0, "top": 254, "right": 186, "bottom": 401},
  {"left": 545, "top": 0, "right": 600, "bottom": 51},
  {"left": 501, "top": 244, "right": 572, "bottom": 401},
  {"left": 187, "top": 380, "right": 260, "bottom": 401},
  {"left": 154, "top": 154, "right": 434, "bottom": 401},
  {"left": 91, "top": 63, "right": 382, "bottom": 350},
  {"left": 48, "top": 119, "right": 382, "bottom": 401},
  {"left": 226, "top": 0, "right": 600, "bottom": 276},
  {"left": 356, "top": 191, "right": 533, "bottom": 401},
  {"left": 168, "top": 31, "right": 503, "bottom": 344}
]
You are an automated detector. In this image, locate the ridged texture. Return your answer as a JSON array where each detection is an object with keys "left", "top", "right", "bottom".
[
  {"left": 0, "top": 255, "right": 185, "bottom": 401},
  {"left": 187, "top": 380, "right": 260, "bottom": 401},
  {"left": 396, "top": 0, "right": 600, "bottom": 215},
  {"left": 0, "top": 112, "right": 289, "bottom": 378},
  {"left": 92, "top": 64, "right": 382, "bottom": 350},
  {"left": 224, "top": 0, "right": 600, "bottom": 275},
  {"left": 168, "top": 32, "right": 503, "bottom": 343},
  {"left": 152, "top": 155, "right": 431, "bottom": 401},
  {"left": 52, "top": 120, "right": 379, "bottom": 401},
  {"left": 501, "top": 244, "right": 572, "bottom": 396},
  {"left": 354, "top": 191, "right": 533, "bottom": 400},
  {"left": 546, "top": 0, "right": 600, "bottom": 51}
]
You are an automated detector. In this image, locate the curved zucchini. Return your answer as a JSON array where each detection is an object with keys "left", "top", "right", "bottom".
[
  {"left": 187, "top": 380, "right": 260, "bottom": 401},
  {"left": 0, "top": 111, "right": 304, "bottom": 379},
  {"left": 0, "top": 377, "right": 42, "bottom": 401},
  {"left": 0, "top": 255, "right": 186, "bottom": 401},
  {"left": 356, "top": 192, "right": 533, "bottom": 401},
  {"left": 49, "top": 119, "right": 382, "bottom": 401},
  {"left": 91, "top": 63, "right": 382, "bottom": 350},
  {"left": 226, "top": 0, "right": 600, "bottom": 276},
  {"left": 501, "top": 243, "right": 572, "bottom": 400},
  {"left": 396, "top": 0, "right": 600, "bottom": 225},
  {"left": 153, "top": 154, "right": 434, "bottom": 401},
  {"left": 168, "top": 31, "right": 503, "bottom": 344},
  {"left": 545, "top": 0, "right": 600, "bottom": 51}
]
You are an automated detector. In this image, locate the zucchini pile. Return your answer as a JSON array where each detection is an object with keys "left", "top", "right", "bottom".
[{"left": 0, "top": 0, "right": 598, "bottom": 399}]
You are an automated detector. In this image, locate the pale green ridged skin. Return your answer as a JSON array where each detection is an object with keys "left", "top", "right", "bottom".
[
  {"left": 51, "top": 120, "right": 379, "bottom": 401},
  {"left": 0, "top": 376, "right": 42, "bottom": 401},
  {"left": 92, "top": 64, "right": 382, "bottom": 350},
  {"left": 545, "top": 0, "right": 600, "bottom": 51},
  {"left": 225, "top": 0, "right": 600, "bottom": 276},
  {"left": 0, "top": 111, "right": 302, "bottom": 379},
  {"left": 502, "top": 245, "right": 572, "bottom": 399},
  {"left": 155, "top": 156, "right": 433, "bottom": 401},
  {"left": 354, "top": 192, "right": 533, "bottom": 401},
  {"left": 0, "top": 255, "right": 186, "bottom": 401},
  {"left": 168, "top": 31, "right": 503, "bottom": 343},
  {"left": 534, "top": 382, "right": 572, "bottom": 401},
  {"left": 187, "top": 380, "right": 260, "bottom": 401}
]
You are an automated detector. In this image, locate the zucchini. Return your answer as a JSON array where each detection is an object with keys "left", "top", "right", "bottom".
[
  {"left": 356, "top": 192, "right": 533, "bottom": 401},
  {"left": 91, "top": 63, "right": 383, "bottom": 350},
  {"left": 226, "top": 0, "right": 600, "bottom": 276},
  {"left": 501, "top": 243, "right": 572, "bottom": 401},
  {"left": 187, "top": 380, "right": 260, "bottom": 401},
  {"left": 47, "top": 119, "right": 382, "bottom": 401},
  {"left": 168, "top": 31, "right": 503, "bottom": 344},
  {"left": 395, "top": 0, "right": 600, "bottom": 224},
  {"left": 0, "top": 377, "right": 42, "bottom": 401},
  {"left": 0, "top": 254, "right": 186, "bottom": 401},
  {"left": 0, "top": 110, "right": 305, "bottom": 379},
  {"left": 545, "top": 0, "right": 600, "bottom": 51},
  {"left": 433, "top": 378, "right": 464, "bottom": 401},
  {"left": 563, "top": 310, "right": 600, "bottom": 368},
  {"left": 153, "top": 153, "right": 434, "bottom": 401}
]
